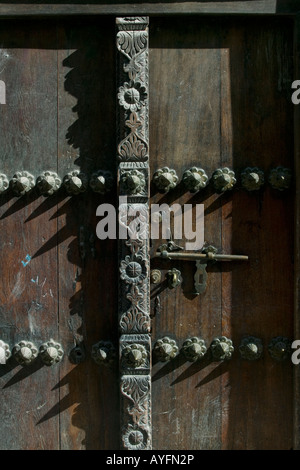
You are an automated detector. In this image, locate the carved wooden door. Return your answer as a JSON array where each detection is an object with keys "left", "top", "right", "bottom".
[{"left": 0, "top": 8, "right": 298, "bottom": 451}]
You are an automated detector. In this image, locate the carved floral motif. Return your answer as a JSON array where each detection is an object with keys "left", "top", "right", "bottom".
[
  {"left": 117, "top": 17, "right": 151, "bottom": 450},
  {"left": 118, "top": 82, "right": 147, "bottom": 112}
]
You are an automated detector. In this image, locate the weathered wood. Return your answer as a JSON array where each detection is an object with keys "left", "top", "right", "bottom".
[
  {"left": 150, "top": 17, "right": 223, "bottom": 450},
  {"left": 0, "top": 17, "right": 120, "bottom": 450},
  {"left": 150, "top": 15, "right": 294, "bottom": 450},
  {"left": 221, "top": 17, "right": 294, "bottom": 450},
  {"left": 57, "top": 17, "right": 119, "bottom": 450},
  {"left": 293, "top": 14, "right": 300, "bottom": 452},
  {"left": 0, "top": 1, "right": 298, "bottom": 18},
  {"left": 0, "top": 6, "right": 297, "bottom": 451},
  {"left": 0, "top": 21, "right": 59, "bottom": 450}
]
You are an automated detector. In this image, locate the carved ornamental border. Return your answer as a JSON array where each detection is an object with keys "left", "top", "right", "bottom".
[{"left": 116, "top": 17, "right": 151, "bottom": 451}]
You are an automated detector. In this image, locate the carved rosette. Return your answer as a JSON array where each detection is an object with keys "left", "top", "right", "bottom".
[{"left": 117, "top": 17, "right": 151, "bottom": 450}]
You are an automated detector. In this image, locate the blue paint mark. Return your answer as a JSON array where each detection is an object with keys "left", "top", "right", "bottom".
[{"left": 21, "top": 254, "right": 31, "bottom": 267}]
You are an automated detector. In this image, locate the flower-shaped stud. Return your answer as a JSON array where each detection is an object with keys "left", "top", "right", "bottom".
[
  {"left": 268, "top": 336, "right": 292, "bottom": 361},
  {"left": 153, "top": 167, "right": 178, "bottom": 193},
  {"left": 268, "top": 166, "right": 292, "bottom": 191},
  {"left": 12, "top": 340, "right": 38, "bottom": 366},
  {"left": 118, "top": 81, "right": 147, "bottom": 112},
  {"left": 63, "top": 170, "right": 88, "bottom": 195},
  {"left": 91, "top": 340, "right": 116, "bottom": 367},
  {"left": 182, "top": 167, "right": 209, "bottom": 192},
  {"left": 181, "top": 337, "right": 207, "bottom": 362},
  {"left": 0, "top": 339, "right": 11, "bottom": 364},
  {"left": 210, "top": 336, "right": 234, "bottom": 361},
  {"left": 241, "top": 167, "right": 264, "bottom": 192},
  {"left": 153, "top": 337, "right": 178, "bottom": 362},
  {"left": 120, "top": 169, "right": 146, "bottom": 195},
  {"left": 212, "top": 167, "right": 236, "bottom": 193},
  {"left": 0, "top": 173, "right": 9, "bottom": 194},
  {"left": 39, "top": 339, "right": 64, "bottom": 366},
  {"left": 36, "top": 171, "right": 61, "bottom": 196},
  {"left": 239, "top": 336, "right": 263, "bottom": 361},
  {"left": 122, "top": 343, "right": 148, "bottom": 368},
  {"left": 11, "top": 171, "right": 35, "bottom": 196},
  {"left": 90, "top": 170, "right": 113, "bottom": 194}
]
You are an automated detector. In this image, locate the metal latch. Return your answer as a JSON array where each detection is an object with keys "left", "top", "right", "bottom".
[{"left": 155, "top": 243, "right": 249, "bottom": 294}]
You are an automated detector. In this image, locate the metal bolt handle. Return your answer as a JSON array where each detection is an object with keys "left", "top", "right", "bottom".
[
  {"left": 156, "top": 250, "right": 248, "bottom": 262},
  {"left": 156, "top": 244, "right": 248, "bottom": 295}
]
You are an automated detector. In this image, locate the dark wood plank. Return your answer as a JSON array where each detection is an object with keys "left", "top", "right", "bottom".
[
  {"left": 56, "top": 17, "right": 119, "bottom": 450},
  {"left": 0, "top": 20, "right": 59, "bottom": 450},
  {"left": 150, "top": 18, "right": 224, "bottom": 450},
  {"left": 150, "top": 15, "right": 294, "bottom": 450},
  {"left": 0, "top": 1, "right": 298, "bottom": 18},
  {"left": 293, "top": 13, "right": 300, "bottom": 452},
  {"left": 220, "top": 17, "right": 294, "bottom": 450}
]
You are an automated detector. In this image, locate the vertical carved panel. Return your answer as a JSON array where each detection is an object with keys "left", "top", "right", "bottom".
[{"left": 116, "top": 17, "right": 151, "bottom": 450}]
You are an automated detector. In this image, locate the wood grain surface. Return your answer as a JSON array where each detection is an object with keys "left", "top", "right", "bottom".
[
  {"left": 0, "top": 1, "right": 298, "bottom": 18},
  {"left": 0, "top": 18, "right": 119, "bottom": 450},
  {"left": 0, "top": 12, "right": 296, "bottom": 451},
  {"left": 149, "top": 16, "right": 294, "bottom": 450}
]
